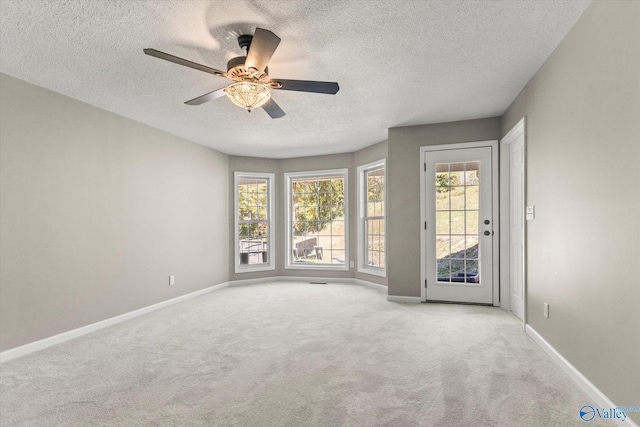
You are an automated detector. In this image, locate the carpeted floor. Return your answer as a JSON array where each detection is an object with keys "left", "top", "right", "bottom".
[{"left": 1, "top": 281, "right": 610, "bottom": 426}]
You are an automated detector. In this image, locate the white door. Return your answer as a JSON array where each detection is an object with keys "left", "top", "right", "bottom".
[
  {"left": 508, "top": 131, "right": 525, "bottom": 319},
  {"left": 425, "top": 147, "right": 494, "bottom": 304}
]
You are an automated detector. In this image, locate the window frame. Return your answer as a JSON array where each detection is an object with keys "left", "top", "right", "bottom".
[
  {"left": 284, "top": 168, "right": 349, "bottom": 271},
  {"left": 234, "top": 171, "right": 275, "bottom": 274},
  {"left": 357, "top": 159, "right": 387, "bottom": 277}
]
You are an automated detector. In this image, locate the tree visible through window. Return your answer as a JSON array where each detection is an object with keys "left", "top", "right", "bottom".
[
  {"left": 435, "top": 162, "right": 480, "bottom": 283},
  {"left": 287, "top": 171, "right": 347, "bottom": 268},
  {"left": 364, "top": 166, "right": 385, "bottom": 269},
  {"left": 235, "top": 173, "right": 273, "bottom": 271}
]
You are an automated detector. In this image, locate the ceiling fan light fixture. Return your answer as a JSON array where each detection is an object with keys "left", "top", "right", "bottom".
[
  {"left": 225, "top": 82, "right": 271, "bottom": 111},
  {"left": 144, "top": 27, "right": 339, "bottom": 118}
]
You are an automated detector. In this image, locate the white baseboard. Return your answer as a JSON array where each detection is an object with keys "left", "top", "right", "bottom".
[
  {"left": 239, "top": 275, "right": 388, "bottom": 292},
  {"left": 277, "top": 275, "right": 341, "bottom": 283},
  {"left": 228, "top": 276, "right": 278, "bottom": 287},
  {"left": 353, "top": 278, "right": 387, "bottom": 292},
  {"left": 1, "top": 277, "right": 390, "bottom": 363},
  {"left": 525, "top": 325, "right": 638, "bottom": 427},
  {"left": 0, "top": 281, "right": 230, "bottom": 363},
  {"left": 281, "top": 276, "right": 388, "bottom": 292},
  {"left": 275, "top": 275, "right": 353, "bottom": 284},
  {"left": 387, "top": 295, "right": 422, "bottom": 303}
]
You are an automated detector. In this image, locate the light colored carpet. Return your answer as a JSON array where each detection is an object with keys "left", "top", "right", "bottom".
[{"left": 1, "top": 281, "right": 608, "bottom": 426}]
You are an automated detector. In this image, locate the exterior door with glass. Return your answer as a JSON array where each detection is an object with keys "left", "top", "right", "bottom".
[{"left": 425, "top": 146, "right": 494, "bottom": 304}]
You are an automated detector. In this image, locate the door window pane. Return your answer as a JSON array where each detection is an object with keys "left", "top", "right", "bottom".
[
  {"left": 450, "top": 211, "right": 465, "bottom": 234},
  {"left": 466, "top": 211, "right": 479, "bottom": 235},
  {"left": 435, "top": 161, "right": 481, "bottom": 284},
  {"left": 436, "top": 211, "right": 450, "bottom": 234}
]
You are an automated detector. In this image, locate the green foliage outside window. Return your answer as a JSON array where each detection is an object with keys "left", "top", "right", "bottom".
[
  {"left": 365, "top": 167, "right": 385, "bottom": 268},
  {"left": 367, "top": 174, "right": 384, "bottom": 204},
  {"left": 292, "top": 178, "right": 344, "bottom": 234},
  {"left": 436, "top": 173, "right": 460, "bottom": 193},
  {"left": 238, "top": 181, "right": 268, "bottom": 238}
]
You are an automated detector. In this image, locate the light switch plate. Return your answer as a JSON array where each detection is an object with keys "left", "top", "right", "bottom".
[{"left": 526, "top": 206, "right": 535, "bottom": 220}]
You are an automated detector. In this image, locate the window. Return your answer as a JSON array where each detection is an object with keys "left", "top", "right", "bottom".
[
  {"left": 435, "top": 161, "right": 480, "bottom": 283},
  {"left": 357, "top": 160, "right": 386, "bottom": 276},
  {"left": 285, "top": 169, "right": 348, "bottom": 270},
  {"left": 234, "top": 172, "right": 275, "bottom": 273}
]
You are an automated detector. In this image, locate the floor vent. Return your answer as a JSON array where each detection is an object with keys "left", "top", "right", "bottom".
[{"left": 309, "top": 281, "right": 327, "bottom": 285}]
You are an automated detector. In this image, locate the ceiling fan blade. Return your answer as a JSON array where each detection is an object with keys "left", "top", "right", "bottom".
[
  {"left": 272, "top": 79, "right": 339, "bottom": 94},
  {"left": 184, "top": 87, "right": 227, "bottom": 106},
  {"left": 262, "top": 98, "right": 286, "bottom": 119},
  {"left": 144, "top": 48, "right": 226, "bottom": 77},
  {"left": 245, "top": 28, "right": 281, "bottom": 74}
]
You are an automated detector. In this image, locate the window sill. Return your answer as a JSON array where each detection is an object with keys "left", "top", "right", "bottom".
[
  {"left": 235, "top": 264, "right": 276, "bottom": 274},
  {"left": 285, "top": 263, "right": 349, "bottom": 272}
]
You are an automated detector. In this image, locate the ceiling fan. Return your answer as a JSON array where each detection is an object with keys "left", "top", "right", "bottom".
[{"left": 144, "top": 28, "right": 339, "bottom": 119}]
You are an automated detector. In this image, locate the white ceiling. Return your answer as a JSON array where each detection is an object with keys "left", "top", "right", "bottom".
[{"left": 0, "top": 0, "right": 590, "bottom": 159}]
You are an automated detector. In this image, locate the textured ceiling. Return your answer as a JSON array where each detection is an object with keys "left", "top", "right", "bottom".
[{"left": 0, "top": 0, "right": 590, "bottom": 158}]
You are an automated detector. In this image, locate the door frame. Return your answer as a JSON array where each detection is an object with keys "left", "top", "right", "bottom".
[
  {"left": 500, "top": 117, "right": 527, "bottom": 326},
  {"left": 420, "top": 140, "right": 500, "bottom": 305}
]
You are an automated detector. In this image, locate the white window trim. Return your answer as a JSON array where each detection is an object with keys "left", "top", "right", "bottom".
[
  {"left": 234, "top": 171, "right": 275, "bottom": 274},
  {"left": 284, "top": 168, "right": 349, "bottom": 271},
  {"left": 357, "top": 159, "right": 387, "bottom": 277}
]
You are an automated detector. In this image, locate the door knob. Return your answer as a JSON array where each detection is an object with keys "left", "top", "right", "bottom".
[{"left": 484, "top": 230, "right": 491, "bottom": 236}]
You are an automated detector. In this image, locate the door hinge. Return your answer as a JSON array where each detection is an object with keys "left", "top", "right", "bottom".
[
  {"left": 424, "top": 221, "right": 427, "bottom": 230},
  {"left": 425, "top": 279, "right": 427, "bottom": 288},
  {"left": 424, "top": 163, "right": 426, "bottom": 172}
]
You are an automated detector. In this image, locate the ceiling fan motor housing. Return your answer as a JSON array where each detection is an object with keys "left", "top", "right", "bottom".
[
  {"left": 237, "top": 34, "right": 253, "bottom": 53},
  {"left": 226, "top": 56, "right": 281, "bottom": 88}
]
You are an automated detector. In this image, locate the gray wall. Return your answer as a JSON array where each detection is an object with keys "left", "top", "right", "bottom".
[
  {"left": 6, "top": 2, "right": 636, "bottom": 414},
  {"left": 387, "top": 118, "right": 501, "bottom": 297},
  {"left": 501, "top": 0, "right": 640, "bottom": 417},
  {"left": 0, "top": 74, "right": 230, "bottom": 352},
  {"left": 229, "top": 141, "right": 389, "bottom": 286},
  {"left": 228, "top": 153, "right": 356, "bottom": 281}
]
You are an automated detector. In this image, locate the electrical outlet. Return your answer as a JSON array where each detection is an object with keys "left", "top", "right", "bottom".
[
  {"left": 169, "top": 275, "right": 175, "bottom": 286},
  {"left": 350, "top": 261, "right": 354, "bottom": 268},
  {"left": 544, "top": 302, "right": 549, "bottom": 318}
]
